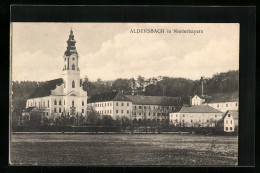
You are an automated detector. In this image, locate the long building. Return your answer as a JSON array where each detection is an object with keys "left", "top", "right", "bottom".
[{"left": 87, "top": 91, "right": 182, "bottom": 120}]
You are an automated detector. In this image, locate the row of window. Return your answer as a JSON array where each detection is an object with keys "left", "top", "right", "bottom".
[
  {"left": 172, "top": 114, "right": 218, "bottom": 118},
  {"left": 30, "top": 100, "right": 50, "bottom": 108},
  {"left": 173, "top": 119, "right": 213, "bottom": 123},
  {"left": 217, "top": 103, "right": 238, "bottom": 108},
  {"left": 226, "top": 127, "right": 233, "bottom": 131},
  {"left": 134, "top": 105, "right": 175, "bottom": 110},
  {"left": 98, "top": 110, "right": 112, "bottom": 115},
  {"left": 116, "top": 110, "right": 130, "bottom": 114},
  {"left": 96, "top": 102, "right": 112, "bottom": 107},
  {"left": 53, "top": 108, "right": 85, "bottom": 113},
  {"left": 226, "top": 119, "right": 233, "bottom": 124},
  {"left": 54, "top": 100, "right": 84, "bottom": 106}
]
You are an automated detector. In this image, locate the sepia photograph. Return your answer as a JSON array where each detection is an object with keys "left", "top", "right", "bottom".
[{"left": 10, "top": 22, "right": 239, "bottom": 166}]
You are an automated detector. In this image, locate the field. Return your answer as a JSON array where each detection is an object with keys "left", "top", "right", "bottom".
[{"left": 10, "top": 133, "right": 238, "bottom": 166}]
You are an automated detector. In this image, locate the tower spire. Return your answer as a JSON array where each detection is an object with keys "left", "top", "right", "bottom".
[{"left": 65, "top": 28, "right": 77, "bottom": 56}]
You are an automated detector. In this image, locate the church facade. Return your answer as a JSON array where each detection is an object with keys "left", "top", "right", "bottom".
[{"left": 26, "top": 29, "right": 88, "bottom": 117}]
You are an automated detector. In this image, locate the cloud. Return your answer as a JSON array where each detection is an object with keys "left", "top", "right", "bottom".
[{"left": 80, "top": 31, "right": 239, "bottom": 81}]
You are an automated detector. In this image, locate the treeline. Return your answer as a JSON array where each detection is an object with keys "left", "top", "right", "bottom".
[{"left": 82, "top": 70, "right": 239, "bottom": 97}]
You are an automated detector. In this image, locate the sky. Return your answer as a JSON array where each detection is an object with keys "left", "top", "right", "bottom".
[{"left": 11, "top": 23, "right": 239, "bottom": 82}]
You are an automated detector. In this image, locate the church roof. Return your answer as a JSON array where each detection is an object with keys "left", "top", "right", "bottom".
[
  {"left": 176, "top": 105, "right": 223, "bottom": 113},
  {"left": 29, "top": 78, "right": 63, "bottom": 99},
  {"left": 87, "top": 91, "right": 131, "bottom": 103},
  {"left": 125, "top": 95, "right": 181, "bottom": 106}
]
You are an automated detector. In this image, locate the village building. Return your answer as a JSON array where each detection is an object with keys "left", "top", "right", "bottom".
[
  {"left": 25, "top": 29, "right": 88, "bottom": 117},
  {"left": 87, "top": 91, "right": 133, "bottom": 119},
  {"left": 221, "top": 110, "right": 239, "bottom": 132},
  {"left": 87, "top": 91, "right": 182, "bottom": 120},
  {"left": 125, "top": 95, "right": 181, "bottom": 121},
  {"left": 169, "top": 105, "right": 223, "bottom": 127},
  {"left": 206, "top": 92, "right": 238, "bottom": 113}
]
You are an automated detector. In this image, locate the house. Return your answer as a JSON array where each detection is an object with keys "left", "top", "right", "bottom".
[
  {"left": 126, "top": 95, "right": 182, "bottom": 121},
  {"left": 206, "top": 92, "right": 238, "bottom": 112},
  {"left": 222, "top": 110, "right": 239, "bottom": 132},
  {"left": 87, "top": 91, "right": 132, "bottom": 119},
  {"left": 25, "top": 29, "right": 88, "bottom": 117},
  {"left": 169, "top": 105, "right": 223, "bottom": 127}
]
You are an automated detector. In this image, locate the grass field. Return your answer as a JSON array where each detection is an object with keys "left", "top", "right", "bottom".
[{"left": 10, "top": 134, "right": 238, "bottom": 166}]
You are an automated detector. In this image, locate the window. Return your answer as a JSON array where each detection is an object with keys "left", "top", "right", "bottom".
[
  {"left": 116, "top": 102, "right": 118, "bottom": 106},
  {"left": 226, "top": 127, "right": 228, "bottom": 131},
  {"left": 72, "top": 64, "right": 75, "bottom": 70},
  {"left": 226, "top": 104, "right": 228, "bottom": 107},
  {"left": 82, "top": 101, "right": 84, "bottom": 106},
  {"left": 127, "top": 103, "right": 129, "bottom": 106},
  {"left": 72, "top": 100, "right": 74, "bottom": 106},
  {"left": 199, "top": 119, "right": 201, "bottom": 122},
  {"left": 59, "top": 100, "right": 61, "bottom": 105},
  {"left": 72, "top": 80, "right": 75, "bottom": 88},
  {"left": 43, "top": 101, "right": 45, "bottom": 107},
  {"left": 139, "top": 113, "right": 141, "bottom": 115},
  {"left": 183, "top": 114, "right": 185, "bottom": 117},
  {"left": 236, "top": 103, "right": 238, "bottom": 106},
  {"left": 116, "top": 110, "right": 118, "bottom": 114},
  {"left": 82, "top": 109, "right": 84, "bottom": 113},
  {"left": 65, "top": 65, "right": 66, "bottom": 70},
  {"left": 176, "top": 115, "right": 178, "bottom": 117},
  {"left": 121, "top": 110, "right": 124, "bottom": 114},
  {"left": 139, "top": 106, "right": 142, "bottom": 109},
  {"left": 134, "top": 106, "right": 136, "bottom": 109},
  {"left": 191, "top": 120, "right": 193, "bottom": 123},
  {"left": 182, "top": 120, "right": 185, "bottom": 123},
  {"left": 153, "top": 113, "right": 155, "bottom": 116},
  {"left": 148, "top": 113, "right": 150, "bottom": 116},
  {"left": 46, "top": 112, "right": 48, "bottom": 115},
  {"left": 48, "top": 100, "right": 49, "bottom": 107},
  {"left": 54, "top": 108, "right": 57, "bottom": 113},
  {"left": 54, "top": 100, "right": 57, "bottom": 105},
  {"left": 215, "top": 115, "right": 217, "bottom": 118},
  {"left": 110, "top": 110, "right": 112, "bottom": 114},
  {"left": 228, "top": 114, "right": 231, "bottom": 117},
  {"left": 230, "top": 127, "right": 232, "bottom": 130},
  {"left": 134, "top": 112, "right": 136, "bottom": 115},
  {"left": 127, "top": 110, "right": 129, "bottom": 114},
  {"left": 207, "top": 120, "right": 209, "bottom": 122},
  {"left": 144, "top": 113, "right": 146, "bottom": 116},
  {"left": 217, "top": 104, "right": 219, "bottom": 108},
  {"left": 64, "top": 100, "right": 65, "bottom": 105},
  {"left": 121, "top": 103, "right": 124, "bottom": 106},
  {"left": 102, "top": 103, "right": 103, "bottom": 107},
  {"left": 105, "top": 103, "right": 106, "bottom": 106},
  {"left": 59, "top": 108, "right": 61, "bottom": 113},
  {"left": 110, "top": 103, "right": 112, "bottom": 106},
  {"left": 144, "top": 106, "right": 146, "bottom": 109}
]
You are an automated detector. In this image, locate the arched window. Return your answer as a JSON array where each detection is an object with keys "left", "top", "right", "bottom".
[
  {"left": 59, "top": 99, "right": 61, "bottom": 105},
  {"left": 54, "top": 99, "right": 57, "bottom": 105},
  {"left": 72, "top": 64, "right": 75, "bottom": 70},
  {"left": 72, "top": 80, "right": 75, "bottom": 88}
]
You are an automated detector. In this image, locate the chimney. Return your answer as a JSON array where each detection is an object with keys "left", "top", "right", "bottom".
[{"left": 189, "top": 96, "right": 192, "bottom": 107}]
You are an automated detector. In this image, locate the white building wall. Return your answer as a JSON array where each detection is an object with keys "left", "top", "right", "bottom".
[
  {"left": 224, "top": 114, "right": 235, "bottom": 132},
  {"left": 191, "top": 95, "right": 205, "bottom": 105},
  {"left": 169, "top": 112, "right": 223, "bottom": 127},
  {"left": 207, "top": 101, "right": 238, "bottom": 112}
]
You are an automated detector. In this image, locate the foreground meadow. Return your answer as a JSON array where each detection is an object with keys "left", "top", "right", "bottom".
[{"left": 10, "top": 134, "right": 238, "bottom": 166}]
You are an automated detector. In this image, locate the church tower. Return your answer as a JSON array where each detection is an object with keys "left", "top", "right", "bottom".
[{"left": 62, "top": 28, "right": 81, "bottom": 94}]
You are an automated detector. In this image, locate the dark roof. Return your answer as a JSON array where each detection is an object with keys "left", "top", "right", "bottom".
[
  {"left": 87, "top": 91, "right": 131, "bottom": 103},
  {"left": 207, "top": 92, "right": 238, "bottom": 103},
  {"left": 223, "top": 110, "right": 239, "bottom": 120},
  {"left": 177, "top": 105, "right": 223, "bottom": 113},
  {"left": 29, "top": 78, "right": 63, "bottom": 99},
  {"left": 126, "top": 95, "right": 181, "bottom": 106}
]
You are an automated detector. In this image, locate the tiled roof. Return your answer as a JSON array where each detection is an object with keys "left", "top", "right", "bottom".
[
  {"left": 29, "top": 78, "right": 63, "bottom": 99},
  {"left": 223, "top": 110, "right": 239, "bottom": 120},
  {"left": 207, "top": 92, "right": 238, "bottom": 103},
  {"left": 177, "top": 105, "right": 223, "bottom": 113},
  {"left": 87, "top": 91, "right": 131, "bottom": 103},
  {"left": 126, "top": 95, "right": 181, "bottom": 106}
]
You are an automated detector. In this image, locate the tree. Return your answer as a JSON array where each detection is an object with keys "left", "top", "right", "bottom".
[
  {"left": 87, "top": 110, "right": 101, "bottom": 125},
  {"left": 101, "top": 115, "right": 114, "bottom": 126}
]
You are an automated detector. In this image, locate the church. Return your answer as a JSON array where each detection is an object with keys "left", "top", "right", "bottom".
[{"left": 25, "top": 29, "right": 88, "bottom": 117}]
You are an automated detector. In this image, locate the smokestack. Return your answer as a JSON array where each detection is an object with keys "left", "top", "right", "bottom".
[{"left": 189, "top": 96, "right": 192, "bottom": 107}]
